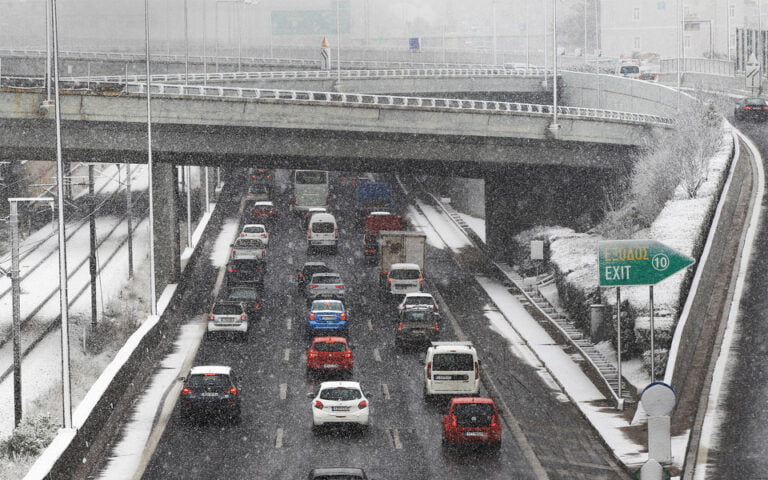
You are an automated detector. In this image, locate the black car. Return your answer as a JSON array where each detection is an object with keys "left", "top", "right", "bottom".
[
  {"left": 298, "top": 261, "right": 332, "bottom": 290},
  {"left": 222, "top": 286, "right": 262, "bottom": 321},
  {"left": 307, "top": 467, "right": 368, "bottom": 480},
  {"left": 226, "top": 259, "right": 265, "bottom": 287},
  {"left": 734, "top": 97, "right": 768, "bottom": 121},
  {"left": 180, "top": 366, "right": 241, "bottom": 423},
  {"left": 395, "top": 307, "right": 441, "bottom": 348}
]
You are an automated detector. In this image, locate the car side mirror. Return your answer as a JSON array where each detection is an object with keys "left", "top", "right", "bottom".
[
  {"left": 364, "top": 392, "right": 372, "bottom": 397},
  {"left": 230, "top": 244, "right": 234, "bottom": 247},
  {"left": 178, "top": 376, "right": 186, "bottom": 382}
]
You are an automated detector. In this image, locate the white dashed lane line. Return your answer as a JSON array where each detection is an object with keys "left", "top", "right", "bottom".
[
  {"left": 275, "top": 428, "right": 283, "bottom": 449},
  {"left": 286, "top": 317, "right": 292, "bottom": 330},
  {"left": 382, "top": 383, "right": 390, "bottom": 401},
  {"left": 279, "top": 383, "right": 287, "bottom": 400},
  {"left": 283, "top": 348, "right": 290, "bottom": 362},
  {"left": 373, "top": 348, "right": 382, "bottom": 362}
]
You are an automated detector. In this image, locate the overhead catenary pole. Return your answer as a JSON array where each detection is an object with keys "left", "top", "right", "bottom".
[
  {"left": 145, "top": 0, "right": 158, "bottom": 316},
  {"left": 51, "top": 0, "right": 73, "bottom": 430},
  {"left": 89, "top": 165, "right": 98, "bottom": 328}
]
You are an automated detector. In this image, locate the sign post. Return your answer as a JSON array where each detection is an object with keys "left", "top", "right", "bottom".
[
  {"left": 598, "top": 240, "right": 694, "bottom": 402},
  {"left": 746, "top": 53, "right": 760, "bottom": 94}
]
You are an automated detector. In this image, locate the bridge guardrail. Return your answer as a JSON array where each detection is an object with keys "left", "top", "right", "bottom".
[
  {"left": 124, "top": 82, "right": 675, "bottom": 127},
  {"left": 64, "top": 67, "right": 553, "bottom": 84}
]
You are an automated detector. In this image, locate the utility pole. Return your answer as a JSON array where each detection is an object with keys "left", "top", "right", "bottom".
[
  {"left": 9, "top": 197, "right": 54, "bottom": 428},
  {"left": 88, "top": 165, "right": 98, "bottom": 328}
]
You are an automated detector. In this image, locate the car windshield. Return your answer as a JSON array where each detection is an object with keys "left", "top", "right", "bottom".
[
  {"left": 432, "top": 353, "right": 474, "bottom": 371},
  {"left": 235, "top": 239, "right": 264, "bottom": 248},
  {"left": 212, "top": 304, "right": 242, "bottom": 315},
  {"left": 311, "top": 222, "right": 335, "bottom": 233},
  {"left": 186, "top": 374, "right": 231, "bottom": 388},
  {"left": 453, "top": 403, "right": 495, "bottom": 419},
  {"left": 319, "top": 387, "right": 362, "bottom": 401},
  {"left": 312, "top": 275, "right": 342, "bottom": 284},
  {"left": 620, "top": 65, "right": 639, "bottom": 74},
  {"left": 314, "top": 341, "right": 347, "bottom": 352},
  {"left": 312, "top": 301, "right": 344, "bottom": 311},
  {"left": 390, "top": 269, "right": 421, "bottom": 280},
  {"left": 402, "top": 311, "right": 437, "bottom": 323},
  {"left": 226, "top": 289, "right": 258, "bottom": 301}
]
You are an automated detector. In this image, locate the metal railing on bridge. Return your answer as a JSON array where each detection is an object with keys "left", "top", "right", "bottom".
[
  {"left": 64, "top": 67, "right": 552, "bottom": 85},
  {"left": 125, "top": 82, "right": 674, "bottom": 127}
]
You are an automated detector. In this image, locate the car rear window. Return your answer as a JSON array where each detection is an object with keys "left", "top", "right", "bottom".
[
  {"left": 313, "top": 275, "right": 342, "bottom": 284},
  {"left": 186, "top": 374, "right": 231, "bottom": 388},
  {"left": 405, "top": 297, "right": 433, "bottom": 306},
  {"left": 390, "top": 269, "right": 421, "bottom": 280},
  {"left": 454, "top": 403, "right": 495, "bottom": 427},
  {"left": 226, "top": 289, "right": 258, "bottom": 301},
  {"left": 319, "top": 387, "right": 362, "bottom": 401},
  {"left": 230, "top": 260, "right": 263, "bottom": 270},
  {"left": 212, "top": 304, "right": 242, "bottom": 315},
  {"left": 432, "top": 353, "right": 474, "bottom": 371},
  {"left": 402, "top": 311, "right": 437, "bottom": 323},
  {"left": 311, "top": 222, "right": 335, "bottom": 233},
  {"left": 312, "top": 301, "right": 344, "bottom": 311},
  {"left": 242, "top": 226, "right": 265, "bottom": 234},
  {"left": 314, "top": 341, "right": 347, "bottom": 352},
  {"left": 620, "top": 65, "right": 639, "bottom": 74},
  {"left": 304, "top": 265, "right": 331, "bottom": 276}
]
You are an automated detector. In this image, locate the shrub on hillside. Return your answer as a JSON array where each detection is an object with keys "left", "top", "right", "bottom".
[{"left": 1, "top": 414, "right": 56, "bottom": 457}]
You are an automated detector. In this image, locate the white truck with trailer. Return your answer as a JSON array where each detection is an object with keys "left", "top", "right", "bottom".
[{"left": 377, "top": 231, "right": 427, "bottom": 297}]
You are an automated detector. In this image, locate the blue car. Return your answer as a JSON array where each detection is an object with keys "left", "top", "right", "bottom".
[{"left": 306, "top": 299, "right": 348, "bottom": 336}]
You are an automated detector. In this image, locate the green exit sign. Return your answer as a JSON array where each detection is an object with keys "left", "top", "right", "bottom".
[
  {"left": 272, "top": 0, "right": 350, "bottom": 36},
  {"left": 598, "top": 240, "right": 694, "bottom": 286}
]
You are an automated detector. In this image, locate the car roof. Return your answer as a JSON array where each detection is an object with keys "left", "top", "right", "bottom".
[
  {"left": 319, "top": 380, "right": 361, "bottom": 390},
  {"left": 303, "top": 261, "right": 328, "bottom": 268},
  {"left": 390, "top": 263, "right": 421, "bottom": 270},
  {"left": 311, "top": 299, "right": 345, "bottom": 308},
  {"left": 242, "top": 223, "right": 266, "bottom": 229},
  {"left": 404, "top": 292, "right": 434, "bottom": 299},
  {"left": 429, "top": 342, "right": 476, "bottom": 353},
  {"left": 189, "top": 365, "right": 232, "bottom": 376},
  {"left": 450, "top": 396, "right": 495, "bottom": 405},
  {"left": 309, "top": 468, "right": 366, "bottom": 477},
  {"left": 311, "top": 336, "right": 349, "bottom": 344},
  {"left": 311, "top": 272, "right": 341, "bottom": 279},
  {"left": 309, "top": 212, "right": 336, "bottom": 222},
  {"left": 253, "top": 201, "right": 274, "bottom": 206}
]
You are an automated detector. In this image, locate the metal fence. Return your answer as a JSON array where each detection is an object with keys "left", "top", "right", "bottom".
[{"left": 659, "top": 57, "right": 736, "bottom": 76}]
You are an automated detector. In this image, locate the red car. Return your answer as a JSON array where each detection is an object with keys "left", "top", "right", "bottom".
[
  {"left": 306, "top": 336, "right": 354, "bottom": 374},
  {"left": 251, "top": 201, "right": 277, "bottom": 222},
  {"left": 441, "top": 397, "right": 502, "bottom": 449}
]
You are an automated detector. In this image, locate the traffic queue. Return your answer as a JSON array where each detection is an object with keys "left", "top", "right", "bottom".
[{"left": 179, "top": 168, "right": 503, "bottom": 458}]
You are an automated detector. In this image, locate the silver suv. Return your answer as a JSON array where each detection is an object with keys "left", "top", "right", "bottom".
[{"left": 306, "top": 272, "right": 346, "bottom": 303}]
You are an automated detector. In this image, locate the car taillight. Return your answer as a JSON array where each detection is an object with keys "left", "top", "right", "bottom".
[
  {"left": 299, "top": 273, "right": 304, "bottom": 279},
  {"left": 475, "top": 361, "right": 479, "bottom": 380},
  {"left": 228, "top": 268, "right": 237, "bottom": 273},
  {"left": 343, "top": 352, "right": 352, "bottom": 358},
  {"left": 336, "top": 285, "right": 344, "bottom": 289},
  {"left": 208, "top": 314, "right": 215, "bottom": 321},
  {"left": 434, "top": 323, "right": 440, "bottom": 331},
  {"left": 388, "top": 278, "right": 392, "bottom": 284},
  {"left": 451, "top": 415, "right": 457, "bottom": 427},
  {"left": 397, "top": 322, "right": 403, "bottom": 330},
  {"left": 426, "top": 362, "right": 432, "bottom": 379},
  {"left": 181, "top": 387, "right": 195, "bottom": 395},
  {"left": 253, "top": 303, "right": 260, "bottom": 309},
  {"left": 491, "top": 414, "right": 499, "bottom": 427},
  {"left": 309, "top": 285, "right": 318, "bottom": 289},
  {"left": 240, "top": 314, "right": 247, "bottom": 321},
  {"left": 262, "top": 233, "right": 267, "bottom": 238},
  {"left": 257, "top": 268, "right": 264, "bottom": 273},
  {"left": 291, "top": 197, "right": 296, "bottom": 203},
  {"left": 240, "top": 233, "right": 246, "bottom": 236},
  {"left": 358, "top": 400, "right": 367, "bottom": 409},
  {"left": 340, "top": 312, "right": 347, "bottom": 321},
  {"left": 232, "top": 250, "right": 237, "bottom": 254},
  {"left": 262, "top": 250, "right": 266, "bottom": 256},
  {"left": 418, "top": 277, "right": 424, "bottom": 283},
  {"left": 309, "top": 313, "right": 316, "bottom": 321},
  {"left": 314, "top": 400, "right": 323, "bottom": 410},
  {"left": 224, "top": 387, "right": 238, "bottom": 395},
  {"left": 745, "top": 106, "right": 753, "bottom": 110},
  {"left": 308, "top": 351, "right": 318, "bottom": 358}
]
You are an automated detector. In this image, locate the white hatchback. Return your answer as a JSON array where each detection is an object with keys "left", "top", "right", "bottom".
[
  {"left": 238, "top": 224, "right": 269, "bottom": 246},
  {"left": 309, "top": 381, "right": 370, "bottom": 432}
]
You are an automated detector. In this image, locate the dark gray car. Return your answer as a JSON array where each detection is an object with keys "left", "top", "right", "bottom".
[{"left": 395, "top": 307, "right": 441, "bottom": 348}]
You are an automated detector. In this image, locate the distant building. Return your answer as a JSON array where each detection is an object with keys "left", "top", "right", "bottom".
[{"left": 599, "top": 0, "right": 761, "bottom": 60}]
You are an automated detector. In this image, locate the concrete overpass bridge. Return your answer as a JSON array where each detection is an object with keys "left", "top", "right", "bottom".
[{"left": 0, "top": 58, "right": 677, "bottom": 298}]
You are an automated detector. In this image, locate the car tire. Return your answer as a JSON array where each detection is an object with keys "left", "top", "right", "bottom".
[
  {"left": 311, "top": 424, "right": 322, "bottom": 435},
  {"left": 359, "top": 424, "right": 369, "bottom": 434},
  {"left": 423, "top": 385, "right": 432, "bottom": 403},
  {"left": 205, "top": 332, "right": 214, "bottom": 341}
]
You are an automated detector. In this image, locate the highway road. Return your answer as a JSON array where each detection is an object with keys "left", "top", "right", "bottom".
[{"left": 119, "top": 169, "right": 630, "bottom": 480}]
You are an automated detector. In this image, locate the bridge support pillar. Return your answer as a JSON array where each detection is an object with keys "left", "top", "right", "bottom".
[
  {"left": 151, "top": 162, "right": 181, "bottom": 297},
  {"left": 484, "top": 165, "right": 617, "bottom": 260}
]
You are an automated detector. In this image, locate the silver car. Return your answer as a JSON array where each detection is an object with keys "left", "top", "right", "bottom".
[
  {"left": 306, "top": 272, "right": 346, "bottom": 303},
  {"left": 230, "top": 237, "right": 266, "bottom": 262}
]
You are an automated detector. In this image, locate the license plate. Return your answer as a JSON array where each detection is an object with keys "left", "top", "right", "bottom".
[
  {"left": 331, "top": 406, "right": 350, "bottom": 412},
  {"left": 201, "top": 392, "right": 218, "bottom": 397},
  {"left": 434, "top": 375, "right": 452, "bottom": 380},
  {"left": 465, "top": 432, "right": 486, "bottom": 437},
  {"left": 323, "top": 364, "right": 338, "bottom": 369}
]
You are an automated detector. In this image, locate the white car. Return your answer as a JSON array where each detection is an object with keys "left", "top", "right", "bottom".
[
  {"left": 308, "top": 381, "right": 369, "bottom": 433},
  {"left": 230, "top": 237, "right": 266, "bottom": 261},
  {"left": 239, "top": 224, "right": 269, "bottom": 246},
  {"left": 397, "top": 292, "right": 438, "bottom": 313}
]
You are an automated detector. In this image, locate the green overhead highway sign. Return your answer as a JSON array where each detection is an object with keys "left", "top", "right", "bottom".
[{"left": 598, "top": 240, "right": 694, "bottom": 286}]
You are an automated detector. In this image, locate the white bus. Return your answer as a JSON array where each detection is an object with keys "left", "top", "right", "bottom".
[{"left": 291, "top": 170, "right": 329, "bottom": 213}]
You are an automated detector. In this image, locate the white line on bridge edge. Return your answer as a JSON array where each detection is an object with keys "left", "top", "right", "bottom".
[
  {"left": 373, "top": 348, "right": 382, "bottom": 362},
  {"left": 283, "top": 348, "right": 290, "bottom": 362},
  {"left": 275, "top": 428, "right": 283, "bottom": 449},
  {"left": 279, "top": 383, "right": 287, "bottom": 400}
]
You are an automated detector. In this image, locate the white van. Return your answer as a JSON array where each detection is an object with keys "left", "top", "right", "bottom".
[
  {"left": 307, "top": 212, "right": 339, "bottom": 254},
  {"left": 423, "top": 341, "right": 480, "bottom": 400},
  {"left": 386, "top": 263, "right": 423, "bottom": 296}
]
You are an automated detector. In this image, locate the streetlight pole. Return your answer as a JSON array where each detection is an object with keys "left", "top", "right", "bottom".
[
  {"left": 184, "top": 0, "right": 189, "bottom": 85},
  {"left": 186, "top": 166, "right": 193, "bottom": 249},
  {"left": 238, "top": 1, "right": 243, "bottom": 71},
  {"left": 45, "top": 0, "right": 52, "bottom": 103},
  {"left": 50, "top": 0, "right": 73, "bottom": 430},
  {"left": 203, "top": 0, "right": 207, "bottom": 86},
  {"left": 492, "top": 0, "right": 498, "bottom": 65},
  {"left": 551, "top": 0, "right": 559, "bottom": 132},
  {"left": 144, "top": 0, "right": 158, "bottom": 317},
  {"left": 676, "top": 0, "right": 682, "bottom": 112},
  {"left": 336, "top": 0, "right": 341, "bottom": 83},
  {"left": 88, "top": 165, "right": 97, "bottom": 328},
  {"left": 9, "top": 197, "right": 54, "bottom": 428},
  {"left": 584, "top": 0, "right": 588, "bottom": 57},
  {"left": 526, "top": 1, "right": 530, "bottom": 67},
  {"left": 543, "top": 0, "right": 548, "bottom": 88},
  {"left": 595, "top": 0, "right": 601, "bottom": 108},
  {"left": 125, "top": 164, "right": 134, "bottom": 278},
  {"left": 727, "top": 2, "right": 731, "bottom": 61}
]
